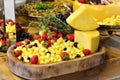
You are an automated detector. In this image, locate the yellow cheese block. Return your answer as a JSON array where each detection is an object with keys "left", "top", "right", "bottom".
[
  {"left": 73, "top": 1, "right": 120, "bottom": 22},
  {"left": 66, "top": 5, "right": 99, "bottom": 31},
  {"left": 74, "top": 30, "right": 100, "bottom": 53}
]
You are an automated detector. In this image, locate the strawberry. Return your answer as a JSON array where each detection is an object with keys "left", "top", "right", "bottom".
[
  {"left": 93, "top": 2, "right": 97, "bottom": 5},
  {"left": 7, "top": 19, "right": 13, "bottom": 23},
  {"left": 52, "top": 37, "right": 57, "bottom": 42},
  {"left": 83, "top": 49, "right": 91, "bottom": 55},
  {"left": 33, "top": 35, "right": 41, "bottom": 40},
  {"left": 60, "top": 52, "right": 69, "bottom": 60},
  {"left": 16, "top": 42, "right": 23, "bottom": 47},
  {"left": 14, "top": 50, "right": 22, "bottom": 57},
  {"left": 52, "top": 31, "right": 57, "bottom": 37},
  {"left": 78, "top": 0, "right": 86, "bottom": 3},
  {"left": 45, "top": 40, "right": 51, "bottom": 47},
  {"left": 24, "top": 39, "right": 30, "bottom": 43},
  {"left": 0, "top": 19, "right": 4, "bottom": 27},
  {"left": 7, "top": 19, "right": 15, "bottom": 25},
  {"left": 30, "top": 55, "right": 38, "bottom": 64},
  {"left": 38, "top": 37, "right": 44, "bottom": 43},
  {"left": 42, "top": 32, "right": 48, "bottom": 39},
  {"left": 66, "top": 33, "right": 74, "bottom": 41},
  {"left": 46, "top": 35, "right": 51, "bottom": 40},
  {"left": 58, "top": 33, "right": 64, "bottom": 38},
  {"left": 0, "top": 39, "right": 6, "bottom": 47}
]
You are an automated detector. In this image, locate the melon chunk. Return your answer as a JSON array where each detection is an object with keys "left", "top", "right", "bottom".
[
  {"left": 66, "top": 5, "right": 99, "bottom": 31},
  {"left": 74, "top": 30, "right": 100, "bottom": 53},
  {"left": 73, "top": 0, "right": 120, "bottom": 22}
]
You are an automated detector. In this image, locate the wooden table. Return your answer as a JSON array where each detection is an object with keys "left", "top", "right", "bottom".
[{"left": 0, "top": 36, "right": 120, "bottom": 80}]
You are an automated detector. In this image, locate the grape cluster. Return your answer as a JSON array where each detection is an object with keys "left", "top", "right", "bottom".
[
  {"left": 56, "top": 12, "right": 71, "bottom": 23},
  {"left": 16, "top": 24, "right": 33, "bottom": 42}
]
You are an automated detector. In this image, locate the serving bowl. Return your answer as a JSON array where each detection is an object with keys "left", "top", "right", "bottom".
[{"left": 7, "top": 45, "right": 106, "bottom": 80}]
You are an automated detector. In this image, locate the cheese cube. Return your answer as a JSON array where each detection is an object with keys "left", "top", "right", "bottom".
[
  {"left": 74, "top": 30, "right": 100, "bottom": 53},
  {"left": 66, "top": 5, "right": 99, "bottom": 31}
]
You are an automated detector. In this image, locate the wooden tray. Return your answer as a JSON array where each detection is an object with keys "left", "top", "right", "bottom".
[{"left": 6, "top": 45, "right": 106, "bottom": 80}]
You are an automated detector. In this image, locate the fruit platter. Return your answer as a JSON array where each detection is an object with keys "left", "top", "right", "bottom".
[
  {"left": 6, "top": 0, "right": 120, "bottom": 79},
  {"left": 7, "top": 45, "right": 105, "bottom": 80},
  {"left": 0, "top": 20, "right": 7, "bottom": 52}
]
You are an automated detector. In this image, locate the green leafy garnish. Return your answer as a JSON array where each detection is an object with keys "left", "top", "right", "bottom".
[
  {"left": 35, "top": 2, "right": 52, "bottom": 10},
  {"left": 28, "top": 15, "right": 74, "bottom": 35},
  {"left": 39, "top": 16, "right": 74, "bottom": 34}
]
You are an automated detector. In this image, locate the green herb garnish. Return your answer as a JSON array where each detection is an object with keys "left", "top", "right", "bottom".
[{"left": 35, "top": 2, "right": 52, "bottom": 10}]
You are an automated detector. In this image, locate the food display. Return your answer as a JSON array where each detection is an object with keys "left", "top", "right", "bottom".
[
  {"left": 0, "top": 19, "right": 7, "bottom": 52},
  {"left": 98, "top": 15, "right": 120, "bottom": 25},
  {"left": 13, "top": 3, "right": 101, "bottom": 64},
  {"left": 66, "top": 5, "right": 99, "bottom": 31},
  {"left": 6, "top": 0, "right": 120, "bottom": 79},
  {"left": 73, "top": 0, "right": 120, "bottom": 23},
  {"left": 6, "top": 19, "right": 16, "bottom": 39},
  {"left": 75, "top": 30, "right": 100, "bottom": 53},
  {"left": 15, "top": 37, "right": 86, "bottom": 64},
  {"left": 16, "top": 0, "right": 73, "bottom": 18},
  {"left": 13, "top": 15, "right": 92, "bottom": 64}
]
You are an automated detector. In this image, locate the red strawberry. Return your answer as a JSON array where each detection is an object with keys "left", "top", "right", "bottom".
[
  {"left": 52, "top": 37, "right": 57, "bottom": 42},
  {"left": 16, "top": 42, "right": 23, "bottom": 47},
  {"left": 93, "top": 2, "right": 97, "bottom": 5},
  {"left": 52, "top": 31, "right": 57, "bottom": 37},
  {"left": 66, "top": 33, "right": 74, "bottom": 41},
  {"left": 42, "top": 32, "right": 48, "bottom": 39},
  {"left": 0, "top": 39, "right": 6, "bottom": 47},
  {"left": 38, "top": 37, "right": 44, "bottom": 43},
  {"left": 7, "top": 19, "right": 15, "bottom": 25},
  {"left": 78, "top": 0, "right": 86, "bottom": 3},
  {"left": 33, "top": 35, "right": 41, "bottom": 40},
  {"left": 14, "top": 50, "right": 22, "bottom": 57},
  {"left": 60, "top": 52, "right": 69, "bottom": 60},
  {"left": 7, "top": 19, "right": 13, "bottom": 23},
  {"left": 45, "top": 40, "right": 51, "bottom": 47},
  {"left": 58, "top": 33, "right": 64, "bottom": 38},
  {"left": 0, "top": 19, "right": 4, "bottom": 27},
  {"left": 46, "top": 35, "right": 51, "bottom": 40},
  {"left": 24, "top": 39, "right": 30, "bottom": 43},
  {"left": 30, "top": 55, "right": 38, "bottom": 64},
  {"left": 83, "top": 49, "right": 91, "bottom": 55}
]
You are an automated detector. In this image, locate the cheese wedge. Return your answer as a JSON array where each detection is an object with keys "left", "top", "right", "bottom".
[
  {"left": 66, "top": 5, "right": 99, "bottom": 31},
  {"left": 74, "top": 30, "right": 100, "bottom": 53},
  {"left": 73, "top": 0, "right": 120, "bottom": 22}
]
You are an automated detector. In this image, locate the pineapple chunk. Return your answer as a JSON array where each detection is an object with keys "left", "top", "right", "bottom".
[
  {"left": 74, "top": 30, "right": 100, "bottom": 53},
  {"left": 66, "top": 5, "right": 99, "bottom": 31}
]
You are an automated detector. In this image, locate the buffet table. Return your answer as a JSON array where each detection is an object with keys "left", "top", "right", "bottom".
[{"left": 0, "top": 36, "right": 120, "bottom": 80}]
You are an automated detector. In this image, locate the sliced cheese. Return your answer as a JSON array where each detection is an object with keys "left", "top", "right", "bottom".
[
  {"left": 73, "top": 0, "right": 120, "bottom": 22},
  {"left": 66, "top": 5, "right": 99, "bottom": 31},
  {"left": 74, "top": 30, "right": 100, "bottom": 53}
]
